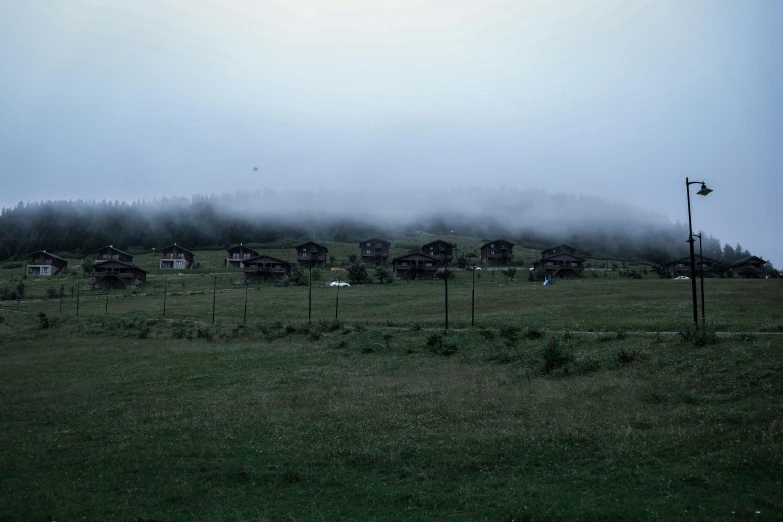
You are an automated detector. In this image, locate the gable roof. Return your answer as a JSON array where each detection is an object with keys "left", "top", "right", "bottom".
[
  {"left": 482, "top": 239, "right": 515, "bottom": 248},
  {"left": 540, "top": 252, "right": 587, "bottom": 262},
  {"left": 359, "top": 238, "right": 390, "bottom": 245},
  {"left": 27, "top": 250, "right": 68, "bottom": 262},
  {"left": 422, "top": 240, "right": 456, "bottom": 249},
  {"left": 94, "top": 245, "right": 133, "bottom": 258},
  {"left": 244, "top": 254, "right": 290, "bottom": 265},
  {"left": 663, "top": 255, "right": 714, "bottom": 265},
  {"left": 160, "top": 243, "right": 195, "bottom": 255},
  {"left": 730, "top": 255, "right": 766, "bottom": 267},
  {"left": 226, "top": 244, "right": 260, "bottom": 255},
  {"left": 295, "top": 241, "right": 328, "bottom": 251},
  {"left": 393, "top": 252, "right": 439, "bottom": 263},
  {"left": 92, "top": 260, "right": 148, "bottom": 273},
  {"left": 542, "top": 243, "right": 578, "bottom": 253}
]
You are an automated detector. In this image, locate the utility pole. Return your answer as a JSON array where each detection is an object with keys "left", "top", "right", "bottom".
[
  {"left": 105, "top": 286, "right": 110, "bottom": 313},
  {"left": 335, "top": 277, "right": 341, "bottom": 322},
  {"left": 76, "top": 283, "right": 80, "bottom": 316},
  {"left": 471, "top": 265, "right": 475, "bottom": 327},
  {"left": 444, "top": 258, "right": 449, "bottom": 330},
  {"left": 163, "top": 278, "right": 167, "bottom": 317}
]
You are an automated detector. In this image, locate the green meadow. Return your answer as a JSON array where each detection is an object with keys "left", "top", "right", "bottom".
[{"left": 1, "top": 244, "right": 782, "bottom": 520}]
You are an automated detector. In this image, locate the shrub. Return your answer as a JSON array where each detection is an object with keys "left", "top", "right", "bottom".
[
  {"left": 426, "top": 332, "right": 458, "bottom": 355},
  {"left": 197, "top": 327, "right": 214, "bottom": 341},
  {"left": 542, "top": 337, "right": 572, "bottom": 374},
  {"left": 680, "top": 325, "right": 718, "bottom": 346},
  {"left": 617, "top": 348, "right": 637, "bottom": 364},
  {"left": 37, "top": 312, "right": 49, "bottom": 329},
  {"left": 526, "top": 327, "right": 543, "bottom": 340}
]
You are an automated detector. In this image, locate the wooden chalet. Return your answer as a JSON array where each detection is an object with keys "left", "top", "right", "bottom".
[
  {"left": 480, "top": 239, "right": 515, "bottom": 265},
  {"left": 532, "top": 244, "right": 586, "bottom": 278},
  {"left": 226, "top": 243, "right": 260, "bottom": 268},
  {"left": 91, "top": 260, "right": 147, "bottom": 289},
  {"left": 26, "top": 250, "right": 68, "bottom": 277},
  {"left": 160, "top": 243, "right": 195, "bottom": 269},
  {"left": 296, "top": 242, "right": 328, "bottom": 268},
  {"left": 730, "top": 256, "right": 766, "bottom": 278},
  {"left": 359, "top": 238, "right": 390, "bottom": 266},
  {"left": 421, "top": 240, "right": 456, "bottom": 264},
  {"left": 661, "top": 255, "right": 713, "bottom": 278},
  {"left": 242, "top": 255, "right": 291, "bottom": 283},
  {"left": 393, "top": 253, "right": 439, "bottom": 280},
  {"left": 94, "top": 245, "right": 134, "bottom": 264}
]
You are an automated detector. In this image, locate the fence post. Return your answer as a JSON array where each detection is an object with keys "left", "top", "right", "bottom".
[
  {"left": 243, "top": 281, "right": 249, "bottom": 323},
  {"left": 212, "top": 276, "right": 217, "bottom": 324}
]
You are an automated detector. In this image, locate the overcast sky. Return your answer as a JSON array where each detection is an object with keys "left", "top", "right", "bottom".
[{"left": 1, "top": 1, "right": 781, "bottom": 263}]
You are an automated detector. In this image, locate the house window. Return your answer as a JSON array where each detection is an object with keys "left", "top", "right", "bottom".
[
  {"left": 367, "top": 242, "right": 371, "bottom": 246},
  {"left": 491, "top": 243, "right": 494, "bottom": 248},
  {"left": 366, "top": 250, "right": 371, "bottom": 254},
  {"left": 425, "top": 262, "right": 432, "bottom": 267}
]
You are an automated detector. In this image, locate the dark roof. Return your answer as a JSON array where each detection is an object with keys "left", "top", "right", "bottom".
[
  {"left": 393, "top": 253, "right": 439, "bottom": 263},
  {"left": 27, "top": 250, "right": 68, "bottom": 262},
  {"left": 359, "top": 238, "right": 390, "bottom": 245},
  {"left": 422, "top": 240, "right": 456, "bottom": 249},
  {"left": 482, "top": 239, "right": 515, "bottom": 248},
  {"left": 542, "top": 243, "right": 578, "bottom": 253},
  {"left": 92, "top": 260, "right": 148, "bottom": 273},
  {"left": 664, "top": 255, "right": 714, "bottom": 265},
  {"left": 226, "top": 244, "right": 260, "bottom": 254},
  {"left": 539, "top": 252, "right": 587, "bottom": 262},
  {"left": 160, "top": 243, "right": 195, "bottom": 255},
  {"left": 244, "top": 254, "right": 290, "bottom": 265},
  {"left": 295, "top": 241, "right": 328, "bottom": 251},
  {"left": 94, "top": 245, "right": 134, "bottom": 258},
  {"left": 730, "top": 255, "right": 766, "bottom": 267}
]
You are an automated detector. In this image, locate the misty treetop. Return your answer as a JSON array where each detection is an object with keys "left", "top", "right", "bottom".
[{"left": 0, "top": 190, "right": 750, "bottom": 265}]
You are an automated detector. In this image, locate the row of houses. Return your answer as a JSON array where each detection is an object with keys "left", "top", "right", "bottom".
[
  {"left": 660, "top": 255, "right": 768, "bottom": 279},
  {"left": 24, "top": 240, "right": 770, "bottom": 288}
]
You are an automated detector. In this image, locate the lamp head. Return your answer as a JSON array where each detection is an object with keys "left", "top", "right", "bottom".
[{"left": 697, "top": 183, "right": 712, "bottom": 196}]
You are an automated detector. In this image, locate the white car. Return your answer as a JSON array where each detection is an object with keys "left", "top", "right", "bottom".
[
  {"left": 469, "top": 266, "right": 482, "bottom": 270},
  {"left": 329, "top": 281, "right": 350, "bottom": 287},
  {"left": 674, "top": 275, "right": 689, "bottom": 280}
]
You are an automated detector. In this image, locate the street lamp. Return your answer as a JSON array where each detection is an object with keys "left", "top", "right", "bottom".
[
  {"left": 685, "top": 178, "right": 712, "bottom": 327},
  {"left": 690, "top": 233, "right": 706, "bottom": 327}
]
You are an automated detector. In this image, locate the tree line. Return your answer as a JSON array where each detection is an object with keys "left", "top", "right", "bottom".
[{"left": 0, "top": 193, "right": 758, "bottom": 267}]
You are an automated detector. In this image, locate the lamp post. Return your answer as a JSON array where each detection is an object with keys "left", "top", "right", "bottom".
[
  {"left": 471, "top": 264, "right": 476, "bottom": 327},
  {"left": 685, "top": 178, "right": 712, "bottom": 327},
  {"left": 691, "top": 233, "right": 706, "bottom": 327}
]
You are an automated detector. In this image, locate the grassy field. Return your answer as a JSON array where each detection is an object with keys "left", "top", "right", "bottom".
[
  {"left": 2, "top": 273, "right": 781, "bottom": 333},
  {"left": 0, "top": 310, "right": 782, "bottom": 520},
  {"left": 2, "top": 244, "right": 782, "bottom": 519}
]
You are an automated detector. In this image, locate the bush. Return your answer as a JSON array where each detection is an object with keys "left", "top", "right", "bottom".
[
  {"left": 426, "top": 332, "right": 458, "bottom": 355},
  {"left": 617, "top": 348, "right": 637, "bottom": 364},
  {"left": 37, "top": 312, "right": 50, "bottom": 329},
  {"left": 542, "top": 337, "right": 572, "bottom": 373},
  {"left": 680, "top": 325, "right": 718, "bottom": 346},
  {"left": 347, "top": 262, "right": 371, "bottom": 285}
]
